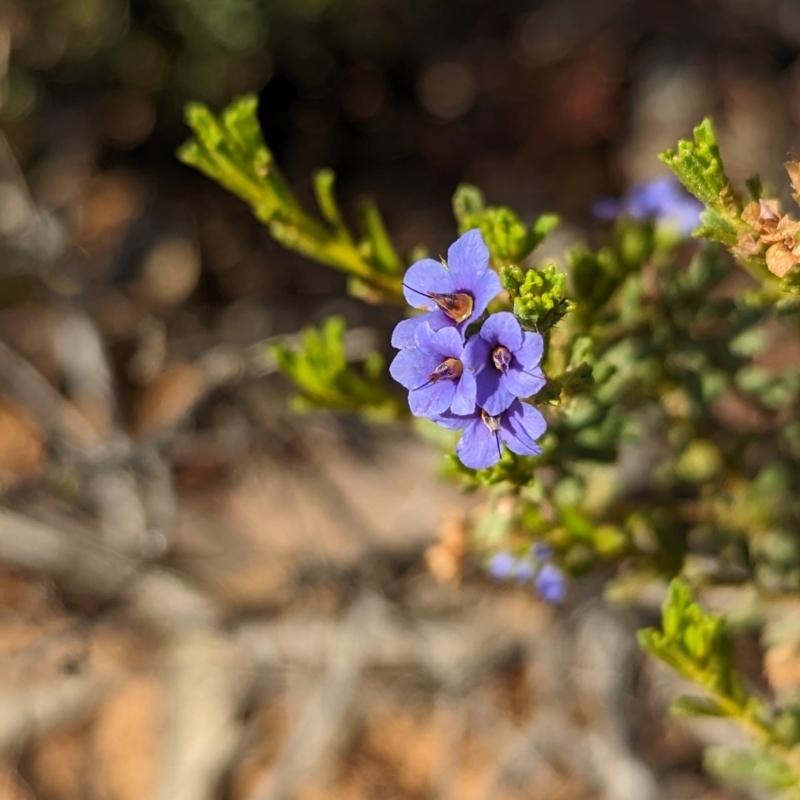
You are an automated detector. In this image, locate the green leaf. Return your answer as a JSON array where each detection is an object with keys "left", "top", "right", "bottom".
[
  {"left": 659, "top": 118, "right": 739, "bottom": 213},
  {"left": 530, "top": 212, "right": 560, "bottom": 249},
  {"left": 313, "top": 169, "right": 348, "bottom": 232},
  {"left": 269, "top": 316, "right": 400, "bottom": 419},
  {"left": 745, "top": 174, "right": 764, "bottom": 201},
  {"left": 452, "top": 183, "right": 485, "bottom": 227},
  {"left": 567, "top": 244, "right": 625, "bottom": 316},
  {"left": 670, "top": 695, "right": 725, "bottom": 717},
  {"left": 357, "top": 197, "right": 402, "bottom": 275},
  {"left": 705, "top": 747, "right": 798, "bottom": 792}
]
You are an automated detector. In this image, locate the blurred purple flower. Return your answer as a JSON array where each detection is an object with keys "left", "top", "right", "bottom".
[
  {"left": 389, "top": 322, "right": 476, "bottom": 417},
  {"left": 391, "top": 229, "right": 502, "bottom": 349},
  {"left": 593, "top": 176, "right": 703, "bottom": 236},
  {"left": 463, "top": 312, "right": 546, "bottom": 416},
  {"left": 487, "top": 548, "right": 566, "bottom": 604},
  {"left": 487, "top": 551, "right": 518, "bottom": 579},
  {"left": 487, "top": 551, "right": 535, "bottom": 582},
  {"left": 534, "top": 563, "right": 567, "bottom": 604},
  {"left": 531, "top": 542, "right": 553, "bottom": 562},
  {"left": 435, "top": 399, "right": 546, "bottom": 470}
]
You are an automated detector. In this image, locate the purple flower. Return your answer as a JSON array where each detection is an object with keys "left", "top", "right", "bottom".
[
  {"left": 463, "top": 312, "right": 546, "bottom": 416},
  {"left": 436, "top": 399, "right": 547, "bottom": 470},
  {"left": 487, "top": 551, "right": 519, "bottom": 580},
  {"left": 389, "top": 323, "right": 476, "bottom": 417},
  {"left": 535, "top": 563, "right": 567, "bottom": 604},
  {"left": 486, "top": 544, "right": 567, "bottom": 603},
  {"left": 531, "top": 542, "right": 553, "bottom": 562},
  {"left": 593, "top": 176, "right": 703, "bottom": 236},
  {"left": 487, "top": 551, "right": 535, "bottom": 582},
  {"left": 391, "top": 229, "right": 502, "bottom": 349}
]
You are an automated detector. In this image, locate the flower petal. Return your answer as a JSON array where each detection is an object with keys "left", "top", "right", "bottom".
[
  {"left": 389, "top": 347, "right": 439, "bottom": 390},
  {"left": 456, "top": 417, "right": 502, "bottom": 469},
  {"left": 402, "top": 258, "right": 455, "bottom": 309},
  {"left": 430, "top": 409, "right": 475, "bottom": 430},
  {"left": 391, "top": 313, "right": 448, "bottom": 349},
  {"left": 479, "top": 312, "right": 523, "bottom": 350},
  {"left": 462, "top": 335, "right": 491, "bottom": 374},
  {"left": 451, "top": 366, "right": 477, "bottom": 415},
  {"left": 487, "top": 552, "right": 518, "bottom": 580},
  {"left": 516, "top": 331, "right": 544, "bottom": 368},
  {"left": 409, "top": 379, "right": 456, "bottom": 417},
  {"left": 476, "top": 368, "right": 515, "bottom": 416},
  {"left": 415, "top": 322, "right": 464, "bottom": 358},
  {"left": 501, "top": 400, "right": 546, "bottom": 456},
  {"left": 535, "top": 564, "right": 566, "bottom": 603},
  {"left": 446, "top": 229, "right": 490, "bottom": 286},
  {"left": 501, "top": 364, "right": 546, "bottom": 399},
  {"left": 469, "top": 269, "right": 503, "bottom": 320}
]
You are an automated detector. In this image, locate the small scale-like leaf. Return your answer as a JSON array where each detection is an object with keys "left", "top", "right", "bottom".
[
  {"left": 452, "top": 183, "right": 485, "bottom": 229},
  {"left": 357, "top": 197, "right": 402, "bottom": 274},
  {"left": 529, "top": 213, "right": 560, "bottom": 249},
  {"left": 670, "top": 695, "right": 725, "bottom": 717},
  {"left": 313, "top": 169, "right": 348, "bottom": 232}
]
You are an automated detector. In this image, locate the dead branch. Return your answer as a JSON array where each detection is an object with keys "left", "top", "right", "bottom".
[
  {"left": 0, "top": 671, "right": 117, "bottom": 754},
  {"left": 244, "top": 594, "right": 386, "bottom": 800},
  {"left": 0, "top": 506, "right": 135, "bottom": 598},
  {"left": 0, "top": 340, "right": 101, "bottom": 463},
  {"left": 151, "top": 633, "right": 252, "bottom": 800},
  {"left": 234, "top": 601, "right": 523, "bottom": 685},
  {"left": 52, "top": 310, "right": 176, "bottom": 556}
]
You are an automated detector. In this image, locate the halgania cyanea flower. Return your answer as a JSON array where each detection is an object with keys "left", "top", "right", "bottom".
[
  {"left": 391, "top": 228, "right": 502, "bottom": 348},
  {"left": 593, "top": 175, "right": 702, "bottom": 236},
  {"left": 435, "top": 399, "right": 546, "bottom": 470},
  {"left": 463, "top": 312, "right": 546, "bottom": 416},
  {"left": 487, "top": 551, "right": 535, "bottom": 581},
  {"left": 486, "top": 547, "right": 567, "bottom": 604},
  {"left": 389, "top": 323, "right": 476, "bottom": 417},
  {"left": 534, "top": 563, "right": 567, "bottom": 603}
]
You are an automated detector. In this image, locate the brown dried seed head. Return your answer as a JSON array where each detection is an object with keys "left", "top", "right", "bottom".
[
  {"left": 732, "top": 231, "right": 761, "bottom": 258},
  {"left": 766, "top": 243, "right": 799, "bottom": 278},
  {"left": 742, "top": 199, "right": 781, "bottom": 232}
]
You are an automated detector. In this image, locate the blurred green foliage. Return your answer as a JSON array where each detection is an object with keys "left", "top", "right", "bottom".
[
  {"left": 641, "top": 581, "right": 800, "bottom": 796},
  {"left": 1, "top": 0, "right": 432, "bottom": 119},
  {"left": 270, "top": 315, "right": 400, "bottom": 418}
]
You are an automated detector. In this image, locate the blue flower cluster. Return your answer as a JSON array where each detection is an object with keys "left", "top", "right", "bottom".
[
  {"left": 593, "top": 175, "right": 703, "bottom": 236},
  {"left": 487, "top": 544, "right": 566, "bottom": 604},
  {"left": 390, "top": 230, "right": 547, "bottom": 469}
]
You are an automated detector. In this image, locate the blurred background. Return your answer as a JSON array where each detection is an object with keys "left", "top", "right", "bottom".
[{"left": 1, "top": 0, "right": 799, "bottom": 798}]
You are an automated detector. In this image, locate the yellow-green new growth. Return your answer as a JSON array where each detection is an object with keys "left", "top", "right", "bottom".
[
  {"left": 178, "top": 94, "right": 405, "bottom": 304},
  {"left": 452, "top": 183, "right": 559, "bottom": 266},
  {"left": 270, "top": 316, "right": 400, "bottom": 420},
  {"left": 500, "top": 263, "right": 571, "bottom": 333}
]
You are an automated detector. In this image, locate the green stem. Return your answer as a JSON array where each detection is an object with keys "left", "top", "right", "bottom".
[{"left": 268, "top": 211, "right": 404, "bottom": 302}]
